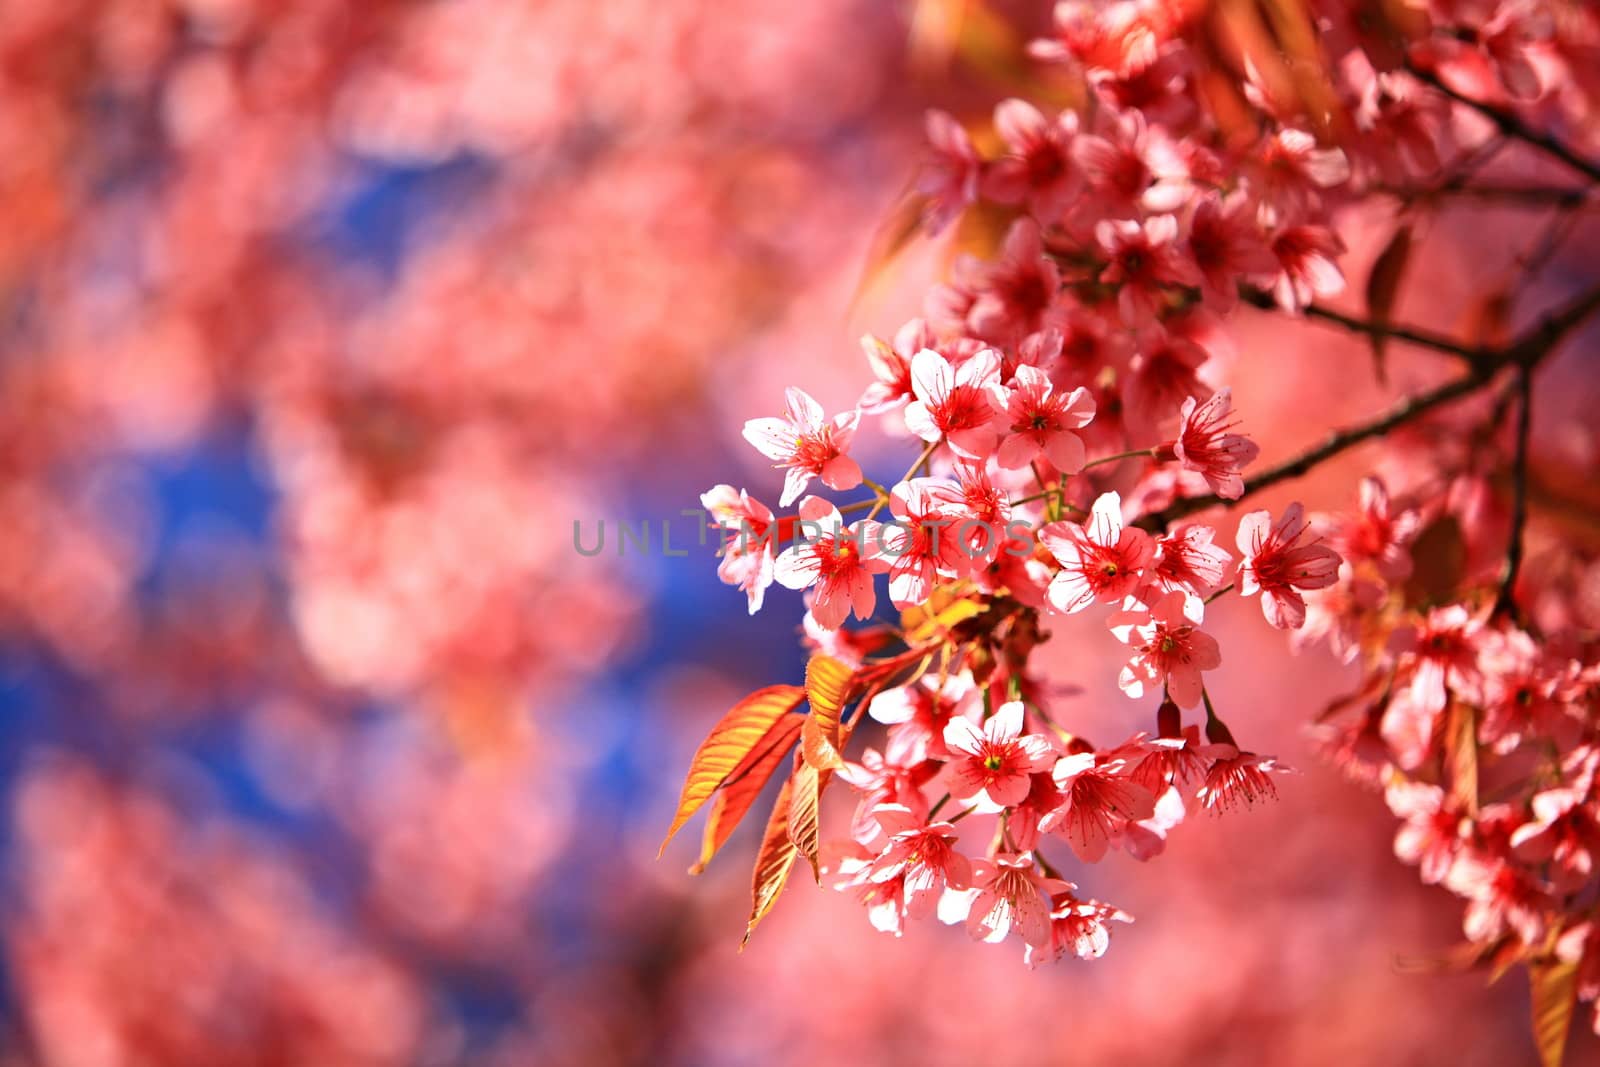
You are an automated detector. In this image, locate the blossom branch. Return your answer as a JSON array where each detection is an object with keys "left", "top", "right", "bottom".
[
  {"left": 1381, "top": 180, "right": 1596, "bottom": 209},
  {"left": 1407, "top": 64, "right": 1600, "bottom": 184},
  {"left": 1493, "top": 365, "right": 1534, "bottom": 623},
  {"left": 1137, "top": 369, "right": 1493, "bottom": 529},
  {"left": 1237, "top": 286, "right": 1492, "bottom": 367},
  {"left": 1145, "top": 282, "right": 1600, "bottom": 529}
]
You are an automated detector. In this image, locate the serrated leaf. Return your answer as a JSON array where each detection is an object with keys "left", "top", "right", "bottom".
[
  {"left": 660, "top": 685, "right": 807, "bottom": 855},
  {"left": 690, "top": 712, "right": 805, "bottom": 875},
  {"left": 801, "top": 655, "right": 855, "bottom": 772},
  {"left": 1444, "top": 698, "right": 1479, "bottom": 816},
  {"left": 741, "top": 773, "right": 799, "bottom": 949},
  {"left": 1365, "top": 223, "right": 1414, "bottom": 385},
  {"left": 1392, "top": 940, "right": 1497, "bottom": 974},
  {"left": 1404, "top": 514, "right": 1467, "bottom": 608},
  {"left": 787, "top": 759, "right": 831, "bottom": 883},
  {"left": 1529, "top": 956, "right": 1580, "bottom": 1067}
]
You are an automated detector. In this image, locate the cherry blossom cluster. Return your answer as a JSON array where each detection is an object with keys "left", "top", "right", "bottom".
[
  {"left": 703, "top": 337, "right": 1337, "bottom": 961},
  {"left": 682, "top": 0, "right": 1600, "bottom": 998},
  {"left": 1304, "top": 473, "right": 1600, "bottom": 1031}
]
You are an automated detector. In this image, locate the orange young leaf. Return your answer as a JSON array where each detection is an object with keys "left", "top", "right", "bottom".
[
  {"left": 1444, "top": 698, "right": 1479, "bottom": 817},
  {"left": 1529, "top": 956, "right": 1580, "bottom": 1067},
  {"left": 1365, "top": 222, "right": 1414, "bottom": 383},
  {"left": 902, "top": 590, "right": 987, "bottom": 643},
  {"left": 659, "top": 684, "right": 807, "bottom": 855},
  {"left": 852, "top": 643, "right": 938, "bottom": 698},
  {"left": 741, "top": 772, "right": 799, "bottom": 949},
  {"left": 849, "top": 187, "right": 930, "bottom": 314},
  {"left": 801, "top": 654, "right": 855, "bottom": 772},
  {"left": 786, "top": 759, "right": 832, "bottom": 884},
  {"left": 690, "top": 712, "right": 806, "bottom": 875}
]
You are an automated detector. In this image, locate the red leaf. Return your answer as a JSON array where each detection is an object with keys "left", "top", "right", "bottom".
[
  {"left": 800, "top": 655, "right": 854, "bottom": 772},
  {"left": 741, "top": 773, "right": 800, "bottom": 949},
  {"left": 1444, "top": 698, "right": 1479, "bottom": 816},
  {"left": 787, "top": 759, "right": 831, "bottom": 883},
  {"left": 659, "top": 685, "right": 807, "bottom": 855},
  {"left": 1365, "top": 223, "right": 1414, "bottom": 384},
  {"left": 690, "top": 712, "right": 805, "bottom": 875},
  {"left": 1529, "top": 956, "right": 1580, "bottom": 1067}
]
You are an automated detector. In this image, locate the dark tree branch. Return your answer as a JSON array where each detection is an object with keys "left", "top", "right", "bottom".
[
  {"left": 1494, "top": 365, "right": 1533, "bottom": 623},
  {"left": 1380, "top": 181, "right": 1595, "bottom": 209},
  {"left": 1140, "top": 283, "right": 1600, "bottom": 531},
  {"left": 1408, "top": 65, "right": 1600, "bottom": 185},
  {"left": 1136, "top": 370, "right": 1491, "bottom": 529},
  {"left": 1237, "top": 287, "right": 1493, "bottom": 368}
]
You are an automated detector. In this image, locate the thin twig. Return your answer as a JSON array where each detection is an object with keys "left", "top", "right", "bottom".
[
  {"left": 1380, "top": 181, "right": 1594, "bottom": 210},
  {"left": 1408, "top": 65, "right": 1600, "bottom": 184},
  {"left": 1238, "top": 287, "right": 1492, "bottom": 368},
  {"left": 1142, "top": 282, "right": 1600, "bottom": 530},
  {"left": 1494, "top": 366, "right": 1534, "bottom": 623},
  {"left": 866, "top": 439, "right": 939, "bottom": 520},
  {"left": 1082, "top": 447, "right": 1156, "bottom": 470},
  {"left": 1137, "top": 370, "right": 1492, "bottom": 529}
]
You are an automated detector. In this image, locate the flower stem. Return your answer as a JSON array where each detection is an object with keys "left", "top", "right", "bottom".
[{"left": 1082, "top": 447, "right": 1155, "bottom": 470}]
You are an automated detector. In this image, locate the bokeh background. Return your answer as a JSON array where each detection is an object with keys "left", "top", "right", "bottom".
[{"left": 2, "top": 2, "right": 1599, "bottom": 1065}]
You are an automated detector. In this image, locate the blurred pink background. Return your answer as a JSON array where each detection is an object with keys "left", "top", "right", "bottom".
[{"left": 1, "top": 2, "right": 1597, "bottom": 1065}]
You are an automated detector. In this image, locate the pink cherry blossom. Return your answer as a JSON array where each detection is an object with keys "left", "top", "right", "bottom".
[
  {"left": 1108, "top": 590, "right": 1222, "bottom": 708},
  {"left": 1333, "top": 476, "right": 1420, "bottom": 582},
  {"left": 917, "top": 109, "right": 980, "bottom": 234},
  {"left": 1071, "top": 110, "right": 1189, "bottom": 217},
  {"left": 1123, "top": 324, "right": 1212, "bottom": 433},
  {"left": 1145, "top": 523, "right": 1233, "bottom": 600},
  {"left": 1388, "top": 604, "right": 1485, "bottom": 718},
  {"left": 1250, "top": 128, "right": 1351, "bottom": 214},
  {"left": 1170, "top": 388, "right": 1260, "bottom": 500},
  {"left": 856, "top": 321, "right": 926, "bottom": 416},
  {"left": 823, "top": 842, "right": 907, "bottom": 938},
  {"left": 1472, "top": 628, "right": 1580, "bottom": 753},
  {"left": 700, "top": 484, "right": 777, "bottom": 614},
  {"left": 1510, "top": 782, "right": 1600, "bottom": 894},
  {"left": 837, "top": 730, "right": 935, "bottom": 847},
  {"left": 742, "top": 386, "right": 863, "bottom": 506},
  {"left": 931, "top": 460, "right": 1015, "bottom": 567},
  {"left": 1443, "top": 839, "right": 1551, "bottom": 947},
  {"left": 881, "top": 477, "right": 970, "bottom": 608},
  {"left": 1195, "top": 744, "right": 1289, "bottom": 812},
  {"left": 903, "top": 346, "right": 1005, "bottom": 459},
  {"left": 961, "top": 853, "right": 1068, "bottom": 949},
  {"left": 1387, "top": 781, "right": 1464, "bottom": 885},
  {"left": 867, "top": 805, "right": 972, "bottom": 919},
  {"left": 1095, "top": 214, "right": 1199, "bottom": 324},
  {"left": 1268, "top": 220, "right": 1347, "bottom": 312},
  {"left": 990, "top": 364, "right": 1097, "bottom": 473},
  {"left": 1042, "top": 751, "right": 1158, "bottom": 861},
  {"left": 772, "top": 497, "right": 887, "bottom": 630},
  {"left": 965, "top": 220, "right": 1062, "bottom": 343},
  {"left": 942, "top": 700, "right": 1057, "bottom": 807},
  {"left": 1039, "top": 491, "right": 1155, "bottom": 614},
  {"left": 1123, "top": 725, "right": 1210, "bottom": 797},
  {"left": 982, "top": 99, "right": 1079, "bottom": 217},
  {"left": 1185, "top": 190, "right": 1277, "bottom": 309},
  {"left": 1026, "top": 895, "right": 1134, "bottom": 966},
  {"left": 1235, "top": 503, "right": 1343, "bottom": 629},
  {"left": 867, "top": 672, "right": 982, "bottom": 760}
]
